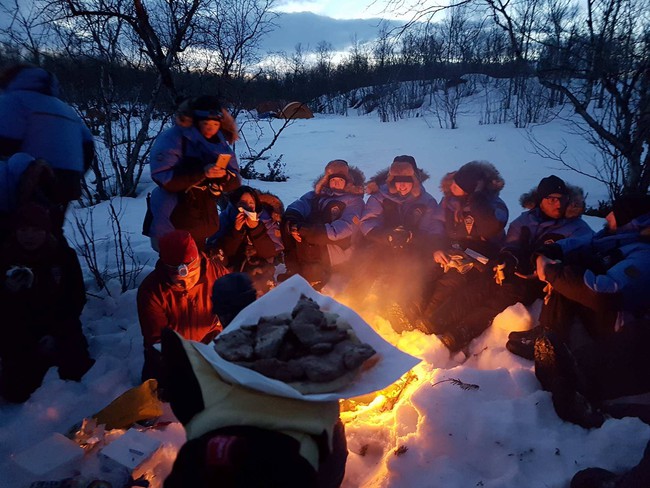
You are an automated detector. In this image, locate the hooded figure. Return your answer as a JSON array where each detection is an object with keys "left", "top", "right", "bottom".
[
  {"left": 501, "top": 175, "right": 593, "bottom": 278},
  {"left": 0, "top": 64, "right": 95, "bottom": 230},
  {"left": 351, "top": 156, "right": 438, "bottom": 332},
  {"left": 360, "top": 155, "right": 437, "bottom": 251},
  {"left": 281, "top": 159, "right": 365, "bottom": 289},
  {"left": 507, "top": 192, "right": 650, "bottom": 362},
  {"left": 433, "top": 160, "right": 508, "bottom": 259},
  {"left": 206, "top": 186, "right": 284, "bottom": 295},
  {"left": 145, "top": 95, "right": 241, "bottom": 252},
  {"left": 414, "top": 161, "right": 509, "bottom": 338},
  {"left": 0, "top": 203, "right": 94, "bottom": 403},
  {"left": 137, "top": 230, "right": 230, "bottom": 382},
  {"left": 431, "top": 176, "right": 593, "bottom": 353}
]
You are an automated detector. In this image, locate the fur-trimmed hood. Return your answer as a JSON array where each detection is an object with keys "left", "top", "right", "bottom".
[
  {"left": 313, "top": 163, "right": 365, "bottom": 195},
  {"left": 365, "top": 167, "right": 431, "bottom": 196},
  {"left": 440, "top": 161, "right": 505, "bottom": 197},
  {"left": 258, "top": 190, "right": 285, "bottom": 223},
  {"left": 519, "top": 183, "right": 586, "bottom": 219}
]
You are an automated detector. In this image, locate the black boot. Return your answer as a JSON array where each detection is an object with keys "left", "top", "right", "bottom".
[
  {"left": 506, "top": 326, "right": 543, "bottom": 360},
  {"left": 571, "top": 440, "right": 650, "bottom": 487}
]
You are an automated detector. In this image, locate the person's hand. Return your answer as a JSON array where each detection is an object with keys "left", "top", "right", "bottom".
[
  {"left": 290, "top": 225, "right": 302, "bottom": 242},
  {"left": 536, "top": 255, "right": 557, "bottom": 282},
  {"left": 234, "top": 211, "right": 247, "bottom": 231},
  {"left": 433, "top": 250, "right": 450, "bottom": 266},
  {"left": 204, "top": 164, "right": 227, "bottom": 179}
]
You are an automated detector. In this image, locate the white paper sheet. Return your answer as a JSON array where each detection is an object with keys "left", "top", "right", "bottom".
[{"left": 193, "top": 274, "right": 421, "bottom": 401}]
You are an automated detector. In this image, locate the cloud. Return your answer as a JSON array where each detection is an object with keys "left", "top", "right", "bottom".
[{"left": 263, "top": 11, "right": 401, "bottom": 54}]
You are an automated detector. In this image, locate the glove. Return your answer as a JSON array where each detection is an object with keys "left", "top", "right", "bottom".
[
  {"left": 497, "top": 251, "right": 518, "bottom": 273},
  {"left": 5, "top": 266, "right": 34, "bottom": 292},
  {"left": 532, "top": 243, "right": 563, "bottom": 263},
  {"left": 387, "top": 227, "right": 413, "bottom": 249},
  {"left": 298, "top": 223, "right": 328, "bottom": 243}
]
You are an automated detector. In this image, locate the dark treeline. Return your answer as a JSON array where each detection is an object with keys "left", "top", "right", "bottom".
[{"left": 0, "top": 0, "right": 647, "bottom": 201}]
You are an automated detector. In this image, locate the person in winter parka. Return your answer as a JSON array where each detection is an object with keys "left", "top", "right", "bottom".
[
  {"left": 145, "top": 95, "right": 241, "bottom": 252},
  {"left": 428, "top": 175, "right": 593, "bottom": 352},
  {"left": 206, "top": 186, "right": 284, "bottom": 295},
  {"left": 508, "top": 193, "right": 650, "bottom": 359},
  {"left": 0, "top": 64, "right": 95, "bottom": 230},
  {"left": 0, "top": 203, "right": 94, "bottom": 403},
  {"left": 360, "top": 155, "right": 438, "bottom": 253},
  {"left": 161, "top": 274, "right": 347, "bottom": 488},
  {"left": 417, "top": 161, "right": 508, "bottom": 334},
  {"left": 281, "top": 159, "right": 365, "bottom": 289},
  {"left": 355, "top": 155, "right": 438, "bottom": 331},
  {"left": 137, "top": 230, "right": 229, "bottom": 382}
]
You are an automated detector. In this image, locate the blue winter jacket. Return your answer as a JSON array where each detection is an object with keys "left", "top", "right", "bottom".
[
  {"left": 148, "top": 124, "right": 239, "bottom": 244},
  {"left": 432, "top": 193, "right": 508, "bottom": 259},
  {"left": 503, "top": 207, "right": 594, "bottom": 273},
  {"left": 361, "top": 184, "right": 438, "bottom": 248},
  {"left": 0, "top": 67, "right": 94, "bottom": 174},
  {"left": 0, "top": 153, "right": 36, "bottom": 213},
  {"left": 286, "top": 187, "right": 364, "bottom": 267},
  {"left": 545, "top": 213, "right": 650, "bottom": 322}
]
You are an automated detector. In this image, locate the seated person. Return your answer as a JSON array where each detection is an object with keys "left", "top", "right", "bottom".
[
  {"left": 417, "top": 161, "right": 508, "bottom": 338},
  {"left": 355, "top": 155, "right": 438, "bottom": 330},
  {"left": 162, "top": 273, "right": 348, "bottom": 488},
  {"left": 0, "top": 203, "right": 94, "bottom": 403},
  {"left": 524, "top": 195, "right": 650, "bottom": 428},
  {"left": 429, "top": 175, "right": 593, "bottom": 352},
  {"left": 281, "top": 159, "right": 365, "bottom": 290},
  {"left": 137, "top": 230, "right": 229, "bottom": 382},
  {"left": 206, "top": 186, "right": 283, "bottom": 295}
]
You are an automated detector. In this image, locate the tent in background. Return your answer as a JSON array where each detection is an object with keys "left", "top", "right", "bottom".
[{"left": 278, "top": 101, "right": 314, "bottom": 119}]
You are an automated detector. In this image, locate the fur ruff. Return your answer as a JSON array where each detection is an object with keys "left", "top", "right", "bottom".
[
  {"left": 439, "top": 161, "right": 505, "bottom": 197},
  {"left": 519, "top": 183, "right": 586, "bottom": 219},
  {"left": 257, "top": 191, "right": 285, "bottom": 222},
  {"left": 365, "top": 167, "right": 431, "bottom": 196},
  {"left": 313, "top": 165, "right": 365, "bottom": 195}
]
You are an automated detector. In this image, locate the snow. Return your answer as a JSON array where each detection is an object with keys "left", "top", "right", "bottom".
[{"left": 2, "top": 106, "right": 649, "bottom": 487}]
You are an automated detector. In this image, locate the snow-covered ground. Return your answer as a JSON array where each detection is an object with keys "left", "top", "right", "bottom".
[{"left": 2, "top": 106, "right": 649, "bottom": 487}]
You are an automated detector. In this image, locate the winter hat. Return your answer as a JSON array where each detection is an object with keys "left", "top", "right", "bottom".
[
  {"left": 13, "top": 202, "right": 52, "bottom": 232},
  {"left": 386, "top": 155, "right": 421, "bottom": 197},
  {"left": 537, "top": 175, "right": 568, "bottom": 201},
  {"left": 159, "top": 230, "right": 199, "bottom": 267},
  {"left": 325, "top": 159, "right": 350, "bottom": 183},
  {"left": 389, "top": 155, "right": 418, "bottom": 182},
  {"left": 314, "top": 160, "right": 350, "bottom": 194},
  {"left": 612, "top": 194, "right": 650, "bottom": 227},
  {"left": 453, "top": 162, "right": 484, "bottom": 194},
  {"left": 191, "top": 95, "right": 224, "bottom": 121},
  {"left": 211, "top": 273, "right": 257, "bottom": 328}
]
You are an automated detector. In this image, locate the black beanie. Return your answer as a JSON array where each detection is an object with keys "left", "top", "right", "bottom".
[
  {"left": 453, "top": 164, "right": 483, "bottom": 194},
  {"left": 537, "top": 175, "right": 567, "bottom": 201},
  {"left": 612, "top": 194, "right": 650, "bottom": 227},
  {"left": 211, "top": 273, "right": 257, "bottom": 327}
]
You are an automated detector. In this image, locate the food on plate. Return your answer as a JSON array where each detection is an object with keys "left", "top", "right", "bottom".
[{"left": 214, "top": 295, "right": 377, "bottom": 393}]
